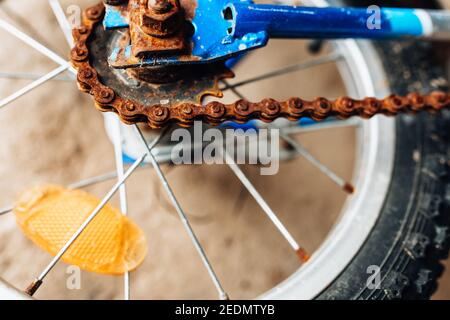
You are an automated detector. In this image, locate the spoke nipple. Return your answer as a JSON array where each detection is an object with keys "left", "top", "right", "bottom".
[
  {"left": 25, "top": 279, "right": 43, "bottom": 297},
  {"left": 296, "top": 248, "right": 310, "bottom": 263},
  {"left": 220, "top": 292, "right": 230, "bottom": 300},
  {"left": 343, "top": 182, "right": 355, "bottom": 194}
]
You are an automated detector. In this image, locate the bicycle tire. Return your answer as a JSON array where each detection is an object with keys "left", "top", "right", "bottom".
[{"left": 319, "top": 0, "right": 450, "bottom": 300}]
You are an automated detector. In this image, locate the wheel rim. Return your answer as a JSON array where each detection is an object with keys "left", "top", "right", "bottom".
[{"left": 262, "top": 42, "right": 395, "bottom": 299}]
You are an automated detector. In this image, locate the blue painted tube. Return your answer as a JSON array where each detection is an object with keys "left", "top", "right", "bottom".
[{"left": 227, "top": 4, "right": 428, "bottom": 39}]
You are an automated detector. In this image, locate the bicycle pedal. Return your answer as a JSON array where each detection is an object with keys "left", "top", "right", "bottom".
[{"left": 13, "top": 185, "right": 147, "bottom": 275}]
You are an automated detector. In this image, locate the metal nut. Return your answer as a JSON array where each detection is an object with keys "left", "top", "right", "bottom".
[{"left": 140, "top": 0, "right": 183, "bottom": 37}]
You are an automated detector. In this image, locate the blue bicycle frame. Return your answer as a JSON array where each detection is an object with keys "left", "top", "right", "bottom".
[
  {"left": 105, "top": 0, "right": 450, "bottom": 68},
  {"left": 226, "top": 3, "right": 448, "bottom": 39}
]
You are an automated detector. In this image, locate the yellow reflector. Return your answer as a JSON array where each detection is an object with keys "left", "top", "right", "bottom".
[{"left": 14, "top": 185, "right": 147, "bottom": 275}]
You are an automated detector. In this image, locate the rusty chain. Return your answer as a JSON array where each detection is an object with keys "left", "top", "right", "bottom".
[{"left": 71, "top": 3, "right": 450, "bottom": 129}]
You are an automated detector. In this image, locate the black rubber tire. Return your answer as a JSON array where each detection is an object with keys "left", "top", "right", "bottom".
[{"left": 318, "top": 0, "right": 450, "bottom": 300}]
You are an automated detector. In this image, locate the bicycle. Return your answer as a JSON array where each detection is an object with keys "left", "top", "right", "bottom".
[{"left": 0, "top": 0, "right": 449, "bottom": 300}]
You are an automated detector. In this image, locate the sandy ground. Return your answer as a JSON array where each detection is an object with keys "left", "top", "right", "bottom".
[{"left": 0, "top": 0, "right": 448, "bottom": 300}]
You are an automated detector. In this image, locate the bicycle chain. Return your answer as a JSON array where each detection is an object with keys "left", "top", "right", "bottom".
[{"left": 71, "top": 3, "right": 450, "bottom": 129}]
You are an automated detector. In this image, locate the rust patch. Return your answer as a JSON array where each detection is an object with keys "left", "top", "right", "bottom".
[
  {"left": 129, "top": 0, "right": 186, "bottom": 57},
  {"left": 343, "top": 182, "right": 355, "bottom": 194},
  {"left": 296, "top": 248, "right": 310, "bottom": 263}
]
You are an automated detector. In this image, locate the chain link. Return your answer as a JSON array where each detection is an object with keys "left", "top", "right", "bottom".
[{"left": 71, "top": 3, "right": 450, "bottom": 129}]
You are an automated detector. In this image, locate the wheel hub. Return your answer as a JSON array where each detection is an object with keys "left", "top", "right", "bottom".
[{"left": 88, "top": 19, "right": 232, "bottom": 105}]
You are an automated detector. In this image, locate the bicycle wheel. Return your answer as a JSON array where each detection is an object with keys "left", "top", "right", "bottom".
[{"left": 0, "top": 0, "right": 448, "bottom": 300}]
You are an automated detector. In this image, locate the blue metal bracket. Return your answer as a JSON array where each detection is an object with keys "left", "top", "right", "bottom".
[
  {"left": 105, "top": 0, "right": 268, "bottom": 68},
  {"left": 103, "top": 1, "right": 450, "bottom": 68}
]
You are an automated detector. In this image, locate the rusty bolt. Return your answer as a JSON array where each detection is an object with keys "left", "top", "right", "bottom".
[{"left": 140, "top": 0, "right": 183, "bottom": 37}]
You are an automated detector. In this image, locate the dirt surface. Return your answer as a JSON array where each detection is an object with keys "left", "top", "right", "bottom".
[{"left": 0, "top": 0, "right": 448, "bottom": 300}]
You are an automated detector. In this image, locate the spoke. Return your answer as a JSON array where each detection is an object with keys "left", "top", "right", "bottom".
[
  {"left": 221, "top": 83, "right": 308, "bottom": 261},
  {"left": 25, "top": 152, "right": 151, "bottom": 297},
  {"left": 0, "top": 64, "right": 69, "bottom": 109},
  {"left": 68, "top": 171, "right": 129, "bottom": 189},
  {"left": 221, "top": 80, "right": 244, "bottom": 100},
  {"left": 0, "top": 4, "right": 54, "bottom": 50},
  {"left": 221, "top": 52, "right": 341, "bottom": 91},
  {"left": 48, "top": 0, "right": 73, "bottom": 47},
  {"left": 280, "top": 133, "right": 355, "bottom": 194},
  {"left": 135, "top": 125, "right": 229, "bottom": 300},
  {"left": 0, "top": 18, "right": 76, "bottom": 75},
  {"left": 0, "top": 71, "right": 73, "bottom": 81},
  {"left": 224, "top": 77, "right": 354, "bottom": 193},
  {"left": 112, "top": 116, "right": 130, "bottom": 300},
  {"left": 222, "top": 149, "right": 309, "bottom": 262},
  {"left": 0, "top": 206, "right": 12, "bottom": 216}
]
